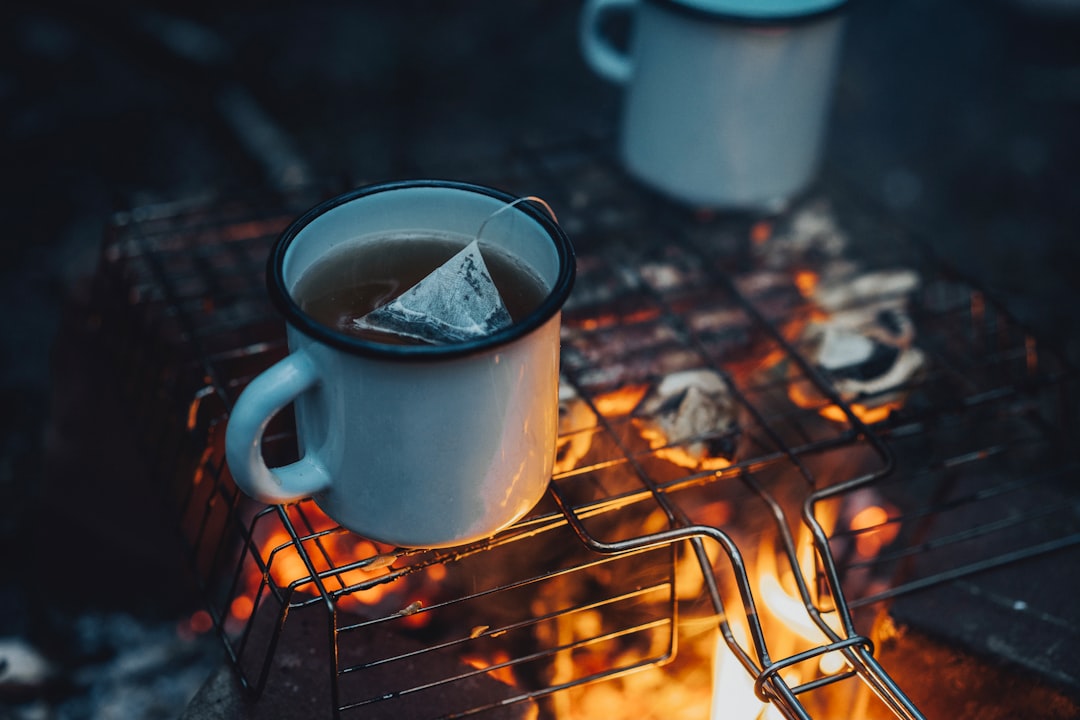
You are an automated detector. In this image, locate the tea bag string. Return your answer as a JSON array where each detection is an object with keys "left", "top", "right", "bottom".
[{"left": 475, "top": 195, "right": 559, "bottom": 243}]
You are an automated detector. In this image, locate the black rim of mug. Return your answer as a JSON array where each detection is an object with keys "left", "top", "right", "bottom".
[
  {"left": 267, "top": 179, "right": 577, "bottom": 362},
  {"left": 643, "top": 0, "right": 851, "bottom": 26}
]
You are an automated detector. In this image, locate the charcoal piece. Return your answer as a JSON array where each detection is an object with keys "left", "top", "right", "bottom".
[
  {"left": 811, "top": 320, "right": 912, "bottom": 385},
  {"left": 794, "top": 269, "right": 927, "bottom": 408},
  {"left": 636, "top": 244, "right": 706, "bottom": 294},
  {"left": 732, "top": 270, "right": 803, "bottom": 320},
  {"left": 565, "top": 321, "right": 680, "bottom": 367},
  {"left": 633, "top": 369, "right": 741, "bottom": 469},
  {"left": 753, "top": 199, "right": 849, "bottom": 270},
  {"left": 572, "top": 345, "right": 702, "bottom": 394},
  {"left": 802, "top": 313, "right": 925, "bottom": 403}
]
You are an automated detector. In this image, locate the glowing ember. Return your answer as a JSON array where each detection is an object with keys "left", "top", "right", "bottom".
[
  {"left": 849, "top": 505, "right": 900, "bottom": 559},
  {"left": 816, "top": 399, "right": 905, "bottom": 426},
  {"left": 204, "top": 312, "right": 900, "bottom": 720},
  {"left": 223, "top": 502, "right": 439, "bottom": 633},
  {"left": 593, "top": 384, "right": 649, "bottom": 418},
  {"left": 794, "top": 269, "right": 819, "bottom": 297},
  {"left": 462, "top": 651, "right": 518, "bottom": 686},
  {"left": 751, "top": 221, "right": 773, "bottom": 246},
  {"left": 188, "top": 609, "right": 213, "bottom": 635},
  {"left": 229, "top": 595, "right": 254, "bottom": 622},
  {"left": 765, "top": 262, "right": 928, "bottom": 427}
]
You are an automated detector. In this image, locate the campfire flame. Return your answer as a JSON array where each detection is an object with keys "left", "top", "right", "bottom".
[
  {"left": 185, "top": 467, "right": 897, "bottom": 718},
  {"left": 706, "top": 495, "right": 896, "bottom": 720},
  {"left": 188, "top": 264, "right": 906, "bottom": 716}
]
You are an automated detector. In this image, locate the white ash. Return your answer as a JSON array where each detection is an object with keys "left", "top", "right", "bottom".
[
  {"left": 811, "top": 268, "right": 921, "bottom": 314},
  {"left": 637, "top": 250, "right": 705, "bottom": 293},
  {"left": 687, "top": 306, "right": 755, "bottom": 340},
  {"left": 1, "top": 613, "right": 221, "bottom": 720},
  {"left": 816, "top": 324, "right": 875, "bottom": 368},
  {"left": 755, "top": 200, "right": 849, "bottom": 270},
  {"left": 633, "top": 369, "right": 741, "bottom": 467},
  {"left": 800, "top": 265, "right": 927, "bottom": 403},
  {"left": 638, "top": 262, "right": 685, "bottom": 293},
  {"left": 0, "top": 637, "right": 54, "bottom": 690},
  {"left": 805, "top": 315, "right": 926, "bottom": 400},
  {"left": 733, "top": 270, "right": 797, "bottom": 299}
]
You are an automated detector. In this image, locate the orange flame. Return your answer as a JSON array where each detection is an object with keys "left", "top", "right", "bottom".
[
  {"left": 788, "top": 374, "right": 904, "bottom": 426},
  {"left": 192, "top": 360, "right": 894, "bottom": 718},
  {"left": 849, "top": 505, "right": 900, "bottom": 559},
  {"left": 637, "top": 423, "right": 733, "bottom": 472},
  {"left": 817, "top": 400, "right": 903, "bottom": 426},
  {"left": 214, "top": 502, "right": 440, "bottom": 633},
  {"left": 592, "top": 385, "right": 649, "bottom": 417},
  {"left": 705, "top": 497, "right": 887, "bottom": 719},
  {"left": 462, "top": 650, "right": 518, "bottom": 686},
  {"left": 794, "top": 270, "right": 819, "bottom": 298}
]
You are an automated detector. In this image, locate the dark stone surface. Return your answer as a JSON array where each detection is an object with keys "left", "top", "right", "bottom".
[{"left": 874, "top": 612, "right": 1080, "bottom": 720}]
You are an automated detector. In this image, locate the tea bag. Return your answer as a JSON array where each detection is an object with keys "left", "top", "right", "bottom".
[{"left": 352, "top": 239, "right": 513, "bottom": 344}]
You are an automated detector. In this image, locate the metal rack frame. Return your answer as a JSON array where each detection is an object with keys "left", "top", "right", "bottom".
[{"left": 91, "top": 138, "right": 1076, "bottom": 719}]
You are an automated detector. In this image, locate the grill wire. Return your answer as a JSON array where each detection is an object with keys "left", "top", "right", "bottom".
[{"left": 89, "top": 137, "right": 1077, "bottom": 719}]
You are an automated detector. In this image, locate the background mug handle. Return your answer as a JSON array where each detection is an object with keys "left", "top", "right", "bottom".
[
  {"left": 579, "top": 0, "right": 637, "bottom": 85},
  {"left": 225, "top": 349, "right": 332, "bottom": 504}
]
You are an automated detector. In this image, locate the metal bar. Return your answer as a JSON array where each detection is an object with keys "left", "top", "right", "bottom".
[{"left": 93, "top": 137, "right": 1080, "bottom": 719}]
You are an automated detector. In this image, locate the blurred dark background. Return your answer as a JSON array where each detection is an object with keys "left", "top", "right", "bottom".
[{"left": 1, "top": 0, "right": 1078, "bottom": 715}]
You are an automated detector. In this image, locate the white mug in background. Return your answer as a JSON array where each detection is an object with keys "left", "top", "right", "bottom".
[
  {"left": 580, "top": 0, "right": 849, "bottom": 211},
  {"left": 224, "top": 181, "right": 576, "bottom": 549}
]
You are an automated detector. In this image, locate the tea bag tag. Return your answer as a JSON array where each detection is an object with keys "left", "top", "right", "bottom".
[{"left": 352, "top": 240, "right": 513, "bottom": 344}]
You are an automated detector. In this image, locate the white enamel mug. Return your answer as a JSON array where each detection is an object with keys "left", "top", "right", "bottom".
[
  {"left": 581, "top": 0, "right": 848, "bottom": 210},
  {"left": 224, "top": 181, "right": 576, "bottom": 548}
]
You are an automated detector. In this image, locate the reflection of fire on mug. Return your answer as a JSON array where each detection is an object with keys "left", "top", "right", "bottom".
[
  {"left": 555, "top": 377, "right": 599, "bottom": 475},
  {"left": 580, "top": 0, "right": 850, "bottom": 210}
]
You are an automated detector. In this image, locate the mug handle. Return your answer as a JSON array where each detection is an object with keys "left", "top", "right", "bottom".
[
  {"left": 580, "top": 0, "right": 637, "bottom": 85},
  {"left": 225, "top": 349, "right": 332, "bottom": 504}
]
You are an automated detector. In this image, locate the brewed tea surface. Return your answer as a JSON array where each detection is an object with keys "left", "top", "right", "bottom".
[{"left": 294, "top": 233, "right": 547, "bottom": 346}]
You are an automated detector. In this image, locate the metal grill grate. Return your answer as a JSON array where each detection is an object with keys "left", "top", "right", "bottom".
[{"left": 91, "top": 138, "right": 1077, "bottom": 719}]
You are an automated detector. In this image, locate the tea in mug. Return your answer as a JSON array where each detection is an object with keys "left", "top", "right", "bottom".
[{"left": 294, "top": 232, "right": 548, "bottom": 345}]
